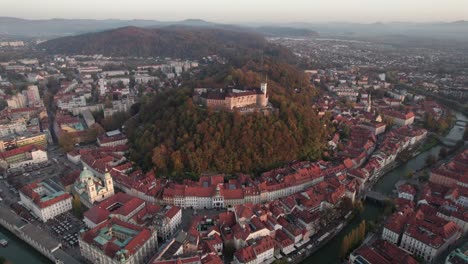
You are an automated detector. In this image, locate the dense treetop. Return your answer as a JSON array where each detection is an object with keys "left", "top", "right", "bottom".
[{"left": 125, "top": 59, "right": 329, "bottom": 176}]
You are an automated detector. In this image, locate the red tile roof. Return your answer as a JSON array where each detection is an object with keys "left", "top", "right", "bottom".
[
  {"left": 404, "top": 205, "right": 462, "bottom": 248},
  {"left": 383, "top": 110, "right": 414, "bottom": 120},
  {"left": 164, "top": 206, "right": 181, "bottom": 220},
  {"left": 83, "top": 206, "right": 109, "bottom": 225},
  {"left": 201, "top": 253, "right": 223, "bottom": 264},
  {"left": 0, "top": 144, "right": 44, "bottom": 159},
  {"left": 217, "top": 211, "right": 236, "bottom": 227},
  {"left": 81, "top": 218, "right": 153, "bottom": 258},
  {"left": 84, "top": 193, "right": 145, "bottom": 225},
  {"left": 398, "top": 184, "right": 416, "bottom": 196},
  {"left": 384, "top": 212, "right": 409, "bottom": 234},
  {"left": 252, "top": 236, "right": 275, "bottom": 255},
  {"left": 275, "top": 229, "right": 294, "bottom": 248},
  {"left": 234, "top": 245, "right": 256, "bottom": 263},
  {"left": 98, "top": 133, "right": 127, "bottom": 144},
  {"left": 19, "top": 181, "right": 72, "bottom": 209},
  {"left": 354, "top": 239, "right": 419, "bottom": 264},
  {"left": 343, "top": 158, "right": 355, "bottom": 169},
  {"left": 59, "top": 170, "right": 81, "bottom": 187},
  {"left": 221, "top": 187, "right": 244, "bottom": 200}
]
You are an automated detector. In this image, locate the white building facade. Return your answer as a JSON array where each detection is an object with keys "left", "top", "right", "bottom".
[{"left": 19, "top": 182, "right": 72, "bottom": 222}]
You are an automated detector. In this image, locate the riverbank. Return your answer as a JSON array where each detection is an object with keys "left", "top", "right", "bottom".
[
  {"left": 304, "top": 111, "right": 467, "bottom": 263},
  {"left": 0, "top": 225, "right": 51, "bottom": 264},
  {"left": 285, "top": 154, "right": 402, "bottom": 263},
  {"left": 303, "top": 203, "right": 383, "bottom": 264},
  {"left": 303, "top": 158, "right": 418, "bottom": 263},
  {"left": 288, "top": 209, "right": 356, "bottom": 264},
  {"left": 418, "top": 135, "right": 439, "bottom": 153},
  {"left": 0, "top": 206, "right": 80, "bottom": 264},
  {"left": 299, "top": 159, "right": 401, "bottom": 263}
]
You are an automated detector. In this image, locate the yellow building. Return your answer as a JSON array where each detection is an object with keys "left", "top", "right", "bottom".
[
  {"left": 16, "top": 133, "right": 47, "bottom": 148},
  {"left": 197, "top": 83, "right": 269, "bottom": 111},
  {"left": 0, "top": 132, "right": 47, "bottom": 152}
]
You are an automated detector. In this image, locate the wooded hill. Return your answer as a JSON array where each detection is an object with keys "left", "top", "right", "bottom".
[
  {"left": 125, "top": 58, "right": 329, "bottom": 176},
  {"left": 47, "top": 26, "right": 329, "bottom": 176},
  {"left": 39, "top": 26, "right": 269, "bottom": 59}
]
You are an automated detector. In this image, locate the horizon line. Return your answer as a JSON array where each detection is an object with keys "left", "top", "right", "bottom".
[{"left": 0, "top": 15, "right": 466, "bottom": 25}]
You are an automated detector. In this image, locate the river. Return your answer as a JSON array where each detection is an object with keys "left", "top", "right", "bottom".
[
  {"left": 304, "top": 111, "right": 467, "bottom": 264},
  {"left": 0, "top": 226, "right": 51, "bottom": 264}
]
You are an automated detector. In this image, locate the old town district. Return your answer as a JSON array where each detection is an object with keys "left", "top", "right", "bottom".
[{"left": 14, "top": 107, "right": 456, "bottom": 264}]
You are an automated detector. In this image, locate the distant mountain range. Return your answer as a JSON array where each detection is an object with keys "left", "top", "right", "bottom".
[
  {"left": 2, "top": 16, "right": 467, "bottom": 48},
  {"left": 283, "top": 20, "right": 468, "bottom": 41},
  {"left": 0, "top": 17, "right": 318, "bottom": 39}
]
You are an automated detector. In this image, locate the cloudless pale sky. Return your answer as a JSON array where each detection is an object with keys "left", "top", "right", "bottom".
[{"left": 1, "top": 0, "right": 467, "bottom": 23}]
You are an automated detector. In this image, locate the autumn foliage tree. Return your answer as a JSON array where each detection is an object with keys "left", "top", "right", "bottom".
[
  {"left": 72, "top": 195, "right": 83, "bottom": 218},
  {"left": 340, "top": 237, "right": 350, "bottom": 258},
  {"left": 116, "top": 30, "right": 333, "bottom": 177},
  {"left": 84, "top": 123, "right": 105, "bottom": 142},
  {"left": 101, "top": 111, "right": 131, "bottom": 131},
  {"left": 423, "top": 112, "right": 453, "bottom": 135},
  {"left": 340, "top": 220, "right": 366, "bottom": 259},
  {"left": 58, "top": 132, "right": 76, "bottom": 153},
  {"left": 126, "top": 63, "right": 328, "bottom": 176}
]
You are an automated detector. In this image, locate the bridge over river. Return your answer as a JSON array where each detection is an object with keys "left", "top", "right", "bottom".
[
  {"left": 429, "top": 132, "right": 464, "bottom": 147},
  {"left": 363, "top": 190, "right": 390, "bottom": 203}
]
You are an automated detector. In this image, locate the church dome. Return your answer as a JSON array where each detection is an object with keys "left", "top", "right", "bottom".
[{"left": 80, "top": 167, "right": 94, "bottom": 181}]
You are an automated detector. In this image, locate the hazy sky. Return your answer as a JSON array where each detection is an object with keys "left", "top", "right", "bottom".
[{"left": 2, "top": 0, "right": 467, "bottom": 23}]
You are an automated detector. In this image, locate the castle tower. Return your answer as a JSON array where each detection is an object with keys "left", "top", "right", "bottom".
[
  {"left": 104, "top": 167, "right": 114, "bottom": 194},
  {"left": 257, "top": 82, "right": 268, "bottom": 107},
  {"left": 260, "top": 82, "right": 267, "bottom": 94}
]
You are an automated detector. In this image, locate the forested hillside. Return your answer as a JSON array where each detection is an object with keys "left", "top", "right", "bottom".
[
  {"left": 50, "top": 25, "right": 329, "bottom": 176},
  {"left": 39, "top": 26, "right": 268, "bottom": 59},
  {"left": 125, "top": 58, "right": 329, "bottom": 176}
]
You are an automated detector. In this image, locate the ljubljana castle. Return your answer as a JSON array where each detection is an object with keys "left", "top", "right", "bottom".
[{"left": 193, "top": 82, "right": 271, "bottom": 112}]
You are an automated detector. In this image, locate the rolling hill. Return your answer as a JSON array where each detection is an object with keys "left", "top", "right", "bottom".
[
  {"left": 0, "top": 17, "right": 319, "bottom": 39},
  {"left": 37, "top": 23, "right": 326, "bottom": 176},
  {"left": 0, "top": 17, "right": 163, "bottom": 37},
  {"left": 38, "top": 26, "right": 269, "bottom": 59}
]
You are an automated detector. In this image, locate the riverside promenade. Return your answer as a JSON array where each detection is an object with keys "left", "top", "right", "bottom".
[{"left": 0, "top": 205, "right": 80, "bottom": 264}]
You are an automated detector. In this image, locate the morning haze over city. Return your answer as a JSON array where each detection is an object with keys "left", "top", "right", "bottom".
[{"left": 0, "top": 1, "right": 467, "bottom": 264}]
